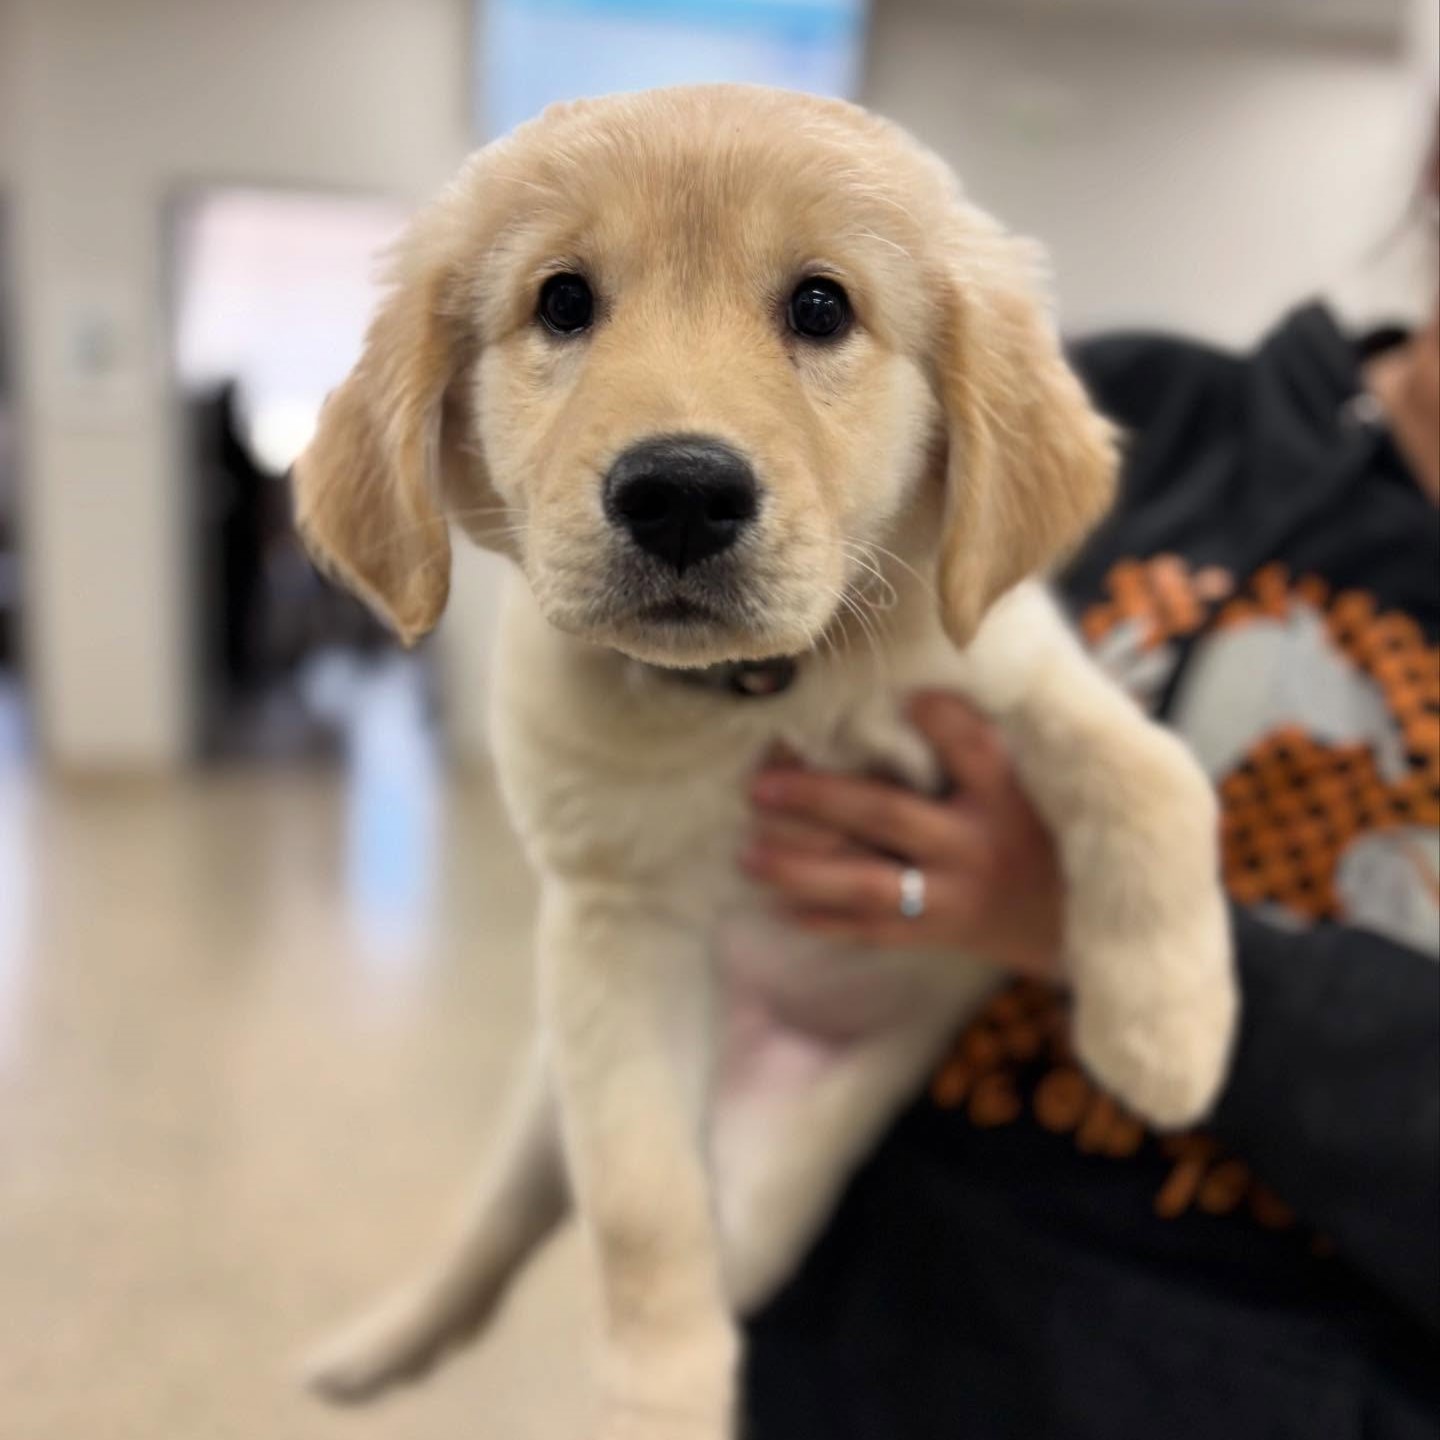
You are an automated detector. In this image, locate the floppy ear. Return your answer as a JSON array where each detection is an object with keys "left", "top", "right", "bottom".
[
  {"left": 293, "top": 229, "right": 475, "bottom": 647},
  {"left": 934, "top": 218, "right": 1118, "bottom": 648}
]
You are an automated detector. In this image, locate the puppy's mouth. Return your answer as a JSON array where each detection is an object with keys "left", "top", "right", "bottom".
[
  {"left": 535, "top": 532, "right": 842, "bottom": 668},
  {"left": 553, "top": 560, "right": 807, "bottom": 668},
  {"left": 634, "top": 596, "right": 723, "bottom": 627},
  {"left": 602, "top": 578, "right": 761, "bottom": 666}
]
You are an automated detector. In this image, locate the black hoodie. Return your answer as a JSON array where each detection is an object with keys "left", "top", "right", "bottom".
[{"left": 747, "top": 304, "right": 1440, "bottom": 1440}]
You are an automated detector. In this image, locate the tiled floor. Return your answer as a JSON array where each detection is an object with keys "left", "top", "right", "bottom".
[{"left": 0, "top": 731, "right": 595, "bottom": 1437}]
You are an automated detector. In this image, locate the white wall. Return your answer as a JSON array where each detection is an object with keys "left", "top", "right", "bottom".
[
  {"left": 0, "top": 3, "right": 20, "bottom": 183},
  {"left": 865, "top": 3, "right": 1428, "bottom": 346},
  {"left": 4, "top": 0, "right": 478, "bottom": 770}
]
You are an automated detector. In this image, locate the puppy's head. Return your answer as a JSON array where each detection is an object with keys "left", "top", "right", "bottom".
[{"left": 295, "top": 86, "right": 1115, "bottom": 663}]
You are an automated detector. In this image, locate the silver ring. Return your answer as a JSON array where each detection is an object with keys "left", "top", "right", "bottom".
[{"left": 898, "top": 866, "right": 927, "bottom": 920}]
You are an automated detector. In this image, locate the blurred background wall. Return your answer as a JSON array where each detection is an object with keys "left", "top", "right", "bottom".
[
  {"left": 872, "top": 1, "right": 1434, "bottom": 340},
  {"left": 0, "top": 0, "right": 1434, "bottom": 775},
  {"left": 0, "top": 0, "right": 474, "bottom": 773}
]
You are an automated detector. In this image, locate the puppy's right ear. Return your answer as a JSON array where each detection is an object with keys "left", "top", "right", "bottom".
[{"left": 294, "top": 230, "right": 474, "bottom": 647}]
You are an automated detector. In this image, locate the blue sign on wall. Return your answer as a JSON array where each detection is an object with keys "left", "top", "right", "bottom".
[{"left": 479, "top": 0, "right": 870, "bottom": 138}]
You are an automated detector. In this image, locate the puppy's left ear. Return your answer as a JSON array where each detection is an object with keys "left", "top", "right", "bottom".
[
  {"left": 934, "top": 217, "right": 1118, "bottom": 648},
  {"left": 293, "top": 242, "right": 467, "bottom": 647}
]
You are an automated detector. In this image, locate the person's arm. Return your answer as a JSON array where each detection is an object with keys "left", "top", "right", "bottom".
[{"left": 1214, "top": 908, "right": 1440, "bottom": 1330}]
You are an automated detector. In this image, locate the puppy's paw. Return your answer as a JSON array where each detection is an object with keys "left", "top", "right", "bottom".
[
  {"left": 301, "top": 1286, "right": 478, "bottom": 1405},
  {"left": 1070, "top": 909, "right": 1237, "bottom": 1131}
]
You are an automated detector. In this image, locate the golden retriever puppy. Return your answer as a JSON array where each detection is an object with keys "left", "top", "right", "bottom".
[{"left": 295, "top": 85, "right": 1235, "bottom": 1440}]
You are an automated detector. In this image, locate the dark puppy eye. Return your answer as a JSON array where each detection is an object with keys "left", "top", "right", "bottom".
[
  {"left": 538, "top": 273, "right": 594, "bottom": 335},
  {"left": 788, "top": 277, "right": 851, "bottom": 340}
]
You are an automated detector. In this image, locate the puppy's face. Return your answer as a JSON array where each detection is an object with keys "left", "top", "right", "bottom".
[
  {"left": 470, "top": 117, "right": 943, "bottom": 666},
  {"left": 296, "top": 87, "right": 1115, "bottom": 664}
]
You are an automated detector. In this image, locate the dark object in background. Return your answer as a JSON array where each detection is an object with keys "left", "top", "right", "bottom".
[
  {"left": 189, "top": 381, "right": 279, "bottom": 697},
  {"left": 266, "top": 472, "right": 395, "bottom": 675},
  {"left": 0, "top": 210, "right": 18, "bottom": 675},
  {"left": 0, "top": 408, "right": 17, "bottom": 672},
  {"left": 187, "top": 381, "right": 396, "bottom": 759}
]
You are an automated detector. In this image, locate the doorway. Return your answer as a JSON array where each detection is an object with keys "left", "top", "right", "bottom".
[{"left": 169, "top": 185, "right": 437, "bottom": 763}]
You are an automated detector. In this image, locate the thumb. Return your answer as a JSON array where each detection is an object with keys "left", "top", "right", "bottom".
[{"left": 909, "top": 691, "right": 1011, "bottom": 803}]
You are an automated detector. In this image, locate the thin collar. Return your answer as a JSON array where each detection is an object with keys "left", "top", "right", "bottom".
[{"left": 660, "top": 655, "right": 801, "bottom": 699}]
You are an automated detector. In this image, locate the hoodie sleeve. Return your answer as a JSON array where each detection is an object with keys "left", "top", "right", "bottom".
[{"left": 1212, "top": 906, "right": 1440, "bottom": 1331}]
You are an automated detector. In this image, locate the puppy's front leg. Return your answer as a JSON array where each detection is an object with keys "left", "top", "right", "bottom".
[
  {"left": 540, "top": 884, "right": 735, "bottom": 1440},
  {"left": 977, "top": 589, "right": 1237, "bottom": 1129}
]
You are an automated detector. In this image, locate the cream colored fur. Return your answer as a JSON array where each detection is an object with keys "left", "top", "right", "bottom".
[{"left": 293, "top": 86, "right": 1237, "bottom": 1440}]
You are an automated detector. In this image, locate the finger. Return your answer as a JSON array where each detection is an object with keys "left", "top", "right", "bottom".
[
  {"left": 739, "top": 846, "right": 915, "bottom": 916},
  {"left": 907, "top": 691, "right": 987, "bottom": 780},
  {"left": 752, "top": 790, "right": 993, "bottom": 871},
  {"left": 751, "top": 769, "right": 961, "bottom": 862},
  {"left": 926, "top": 807, "right": 990, "bottom": 874},
  {"left": 758, "top": 743, "right": 807, "bottom": 772},
  {"left": 750, "top": 811, "right": 858, "bottom": 859},
  {"left": 909, "top": 693, "right": 1012, "bottom": 803},
  {"left": 783, "top": 898, "right": 970, "bottom": 952}
]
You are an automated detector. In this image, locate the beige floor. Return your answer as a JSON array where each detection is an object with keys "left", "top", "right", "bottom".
[{"left": 0, "top": 740, "right": 598, "bottom": 1439}]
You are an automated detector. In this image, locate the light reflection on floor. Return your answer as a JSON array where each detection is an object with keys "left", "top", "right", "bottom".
[
  {"left": 311, "top": 650, "right": 444, "bottom": 992},
  {"left": 0, "top": 673, "right": 30, "bottom": 1069},
  {"left": 0, "top": 670, "right": 26, "bottom": 763}
]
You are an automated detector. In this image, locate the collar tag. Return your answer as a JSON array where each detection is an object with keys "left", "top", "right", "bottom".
[
  {"left": 663, "top": 656, "right": 800, "bottom": 699},
  {"left": 727, "top": 658, "right": 798, "bottom": 698}
]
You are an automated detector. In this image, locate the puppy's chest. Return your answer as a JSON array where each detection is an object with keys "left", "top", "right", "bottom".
[
  {"left": 512, "top": 658, "right": 955, "bottom": 870},
  {"left": 714, "top": 906, "right": 937, "bottom": 1053},
  {"left": 515, "top": 671, "right": 978, "bottom": 1074}
]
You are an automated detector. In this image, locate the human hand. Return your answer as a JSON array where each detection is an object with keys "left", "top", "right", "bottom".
[{"left": 741, "top": 693, "right": 1065, "bottom": 979}]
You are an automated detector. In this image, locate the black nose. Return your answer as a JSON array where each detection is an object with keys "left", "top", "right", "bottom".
[{"left": 604, "top": 436, "right": 759, "bottom": 574}]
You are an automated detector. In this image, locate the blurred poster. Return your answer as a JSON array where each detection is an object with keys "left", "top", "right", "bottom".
[{"left": 480, "top": 0, "right": 869, "bottom": 138}]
